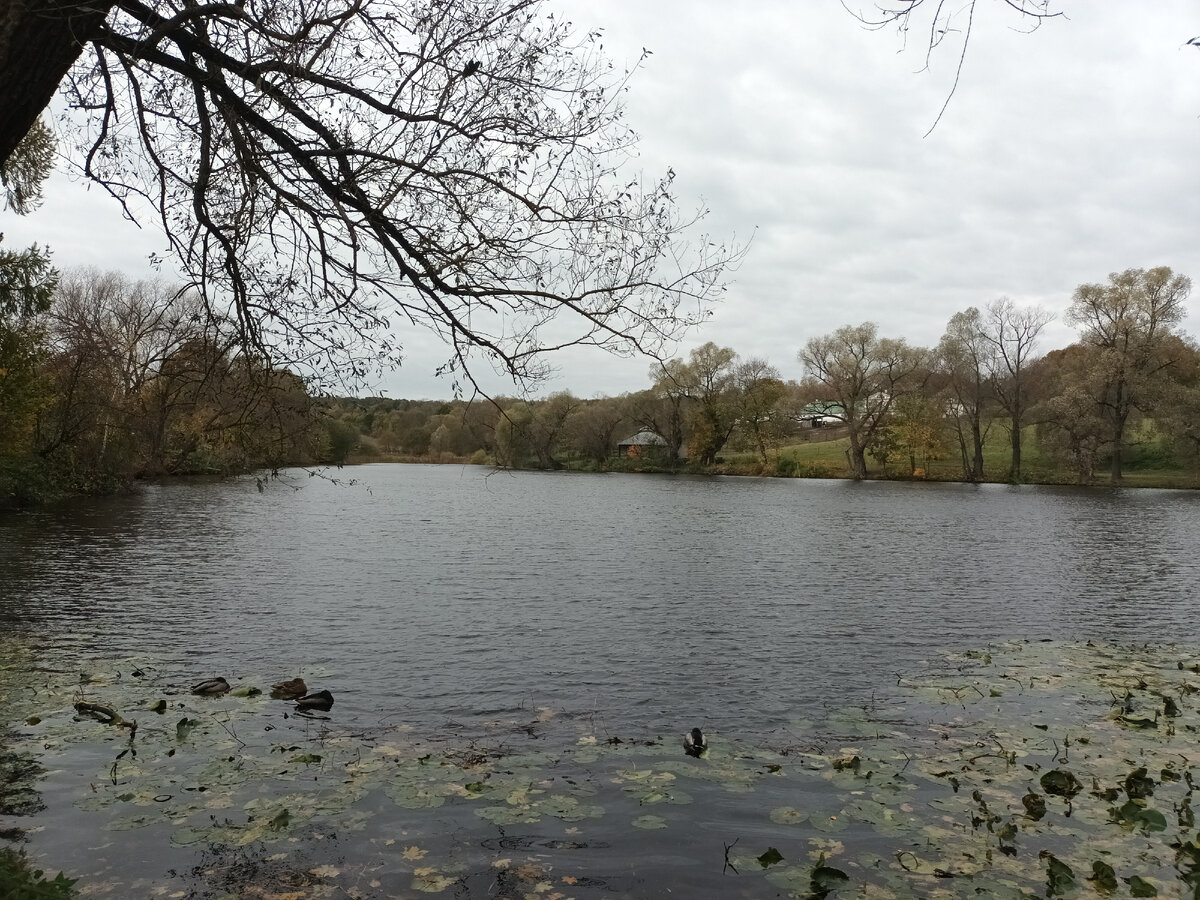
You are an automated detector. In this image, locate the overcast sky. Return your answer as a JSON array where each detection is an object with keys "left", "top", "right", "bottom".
[{"left": 4, "top": 2, "right": 1197, "bottom": 400}]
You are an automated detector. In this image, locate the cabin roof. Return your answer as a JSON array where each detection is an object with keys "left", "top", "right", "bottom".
[{"left": 617, "top": 430, "right": 668, "bottom": 446}]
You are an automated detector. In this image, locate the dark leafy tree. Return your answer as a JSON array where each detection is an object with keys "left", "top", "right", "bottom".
[{"left": 1, "top": 118, "right": 55, "bottom": 214}]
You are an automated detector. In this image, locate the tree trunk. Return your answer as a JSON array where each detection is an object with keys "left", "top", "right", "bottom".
[
  {"left": 1009, "top": 412, "right": 1022, "bottom": 481},
  {"left": 971, "top": 420, "right": 985, "bottom": 482},
  {"left": 956, "top": 428, "right": 970, "bottom": 481},
  {"left": 847, "top": 431, "right": 868, "bottom": 480},
  {"left": 0, "top": 0, "right": 116, "bottom": 166},
  {"left": 1110, "top": 419, "right": 1125, "bottom": 483},
  {"left": 1110, "top": 381, "right": 1128, "bottom": 483}
]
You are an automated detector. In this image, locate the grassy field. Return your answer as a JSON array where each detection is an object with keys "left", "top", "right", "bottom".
[{"left": 714, "top": 425, "right": 1200, "bottom": 489}]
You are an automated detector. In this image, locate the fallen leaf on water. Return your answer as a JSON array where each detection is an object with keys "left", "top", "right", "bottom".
[
  {"left": 403, "top": 845, "right": 429, "bottom": 860},
  {"left": 309, "top": 864, "right": 341, "bottom": 878}
]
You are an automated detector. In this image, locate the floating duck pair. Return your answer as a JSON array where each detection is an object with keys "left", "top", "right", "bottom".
[{"left": 274, "top": 678, "right": 334, "bottom": 711}]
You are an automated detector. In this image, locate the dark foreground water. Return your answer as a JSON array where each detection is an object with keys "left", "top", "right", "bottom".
[{"left": 2, "top": 466, "right": 1199, "bottom": 898}]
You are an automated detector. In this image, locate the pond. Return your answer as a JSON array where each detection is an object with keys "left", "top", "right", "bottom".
[{"left": 2, "top": 466, "right": 1200, "bottom": 898}]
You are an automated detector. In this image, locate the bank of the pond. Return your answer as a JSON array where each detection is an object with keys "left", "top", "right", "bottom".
[{"left": 341, "top": 450, "right": 1200, "bottom": 491}]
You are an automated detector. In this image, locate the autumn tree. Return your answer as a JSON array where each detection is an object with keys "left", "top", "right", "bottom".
[
  {"left": 46, "top": 269, "right": 210, "bottom": 471},
  {"left": 1033, "top": 346, "right": 1108, "bottom": 484},
  {"left": 670, "top": 343, "right": 739, "bottom": 465},
  {"left": 730, "top": 357, "right": 787, "bottom": 462},
  {"left": 887, "top": 384, "right": 948, "bottom": 476},
  {"left": 798, "top": 322, "right": 927, "bottom": 480},
  {"left": 524, "top": 392, "right": 579, "bottom": 470},
  {"left": 1154, "top": 337, "right": 1200, "bottom": 468},
  {"left": 1066, "top": 266, "right": 1193, "bottom": 481},
  {"left": 1, "top": 0, "right": 737, "bottom": 392},
  {"left": 936, "top": 307, "right": 996, "bottom": 482},
  {"left": 979, "top": 297, "right": 1053, "bottom": 481},
  {"left": 493, "top": 400, "right": 535, "bottom": 469},
  {"left": 567, "top": 396, "right": 628, "bottom": 467},
  {"left": 632, "top": 366, "right": 689, "bottom": 461}
]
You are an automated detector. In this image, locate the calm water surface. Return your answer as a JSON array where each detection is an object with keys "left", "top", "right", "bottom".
[{"left": 2, "top": 465, "right": 1199, "bottom": 896}]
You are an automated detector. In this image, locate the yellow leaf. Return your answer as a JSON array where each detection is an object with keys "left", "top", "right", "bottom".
[
  {"left": 402, "top": 845, "right": 429, "bottom": 860},
  {"left": 561, "top": 876, "right": 579, "bottom": 884},
  {"left": 309, "top": 864, "right": 341, "bottom": 878}
]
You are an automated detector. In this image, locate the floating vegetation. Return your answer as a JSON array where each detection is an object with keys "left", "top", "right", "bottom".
[{"left": 5, "top": 639, "right": 1200, "bottom": 897}]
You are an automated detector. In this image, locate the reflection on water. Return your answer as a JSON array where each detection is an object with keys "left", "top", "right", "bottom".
[{"left": 2, "top": 466, "right": 1199, "bottom": 895}]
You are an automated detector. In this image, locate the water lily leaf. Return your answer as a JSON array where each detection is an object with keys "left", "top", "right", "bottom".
[
  {"left": 1044, "top": 854, "right": 1075, "bottom": 896},
  {"left": 757, "top": 847, "right": 784, "bottom": 867},
  {"left": 1088, "top": 860, "right": 1118, "bottom": 894},
  {"left": 769, "top": 806, "right": 808, "bottom": 825},
  {"left": 1022, "top": 792, "right": 1046, "bottom": 820},
  {"left": 289, "top": 753, "right": 323, "bottom": 765},
  {"left": 1125, "top": 875, "right": 1158, "bottom": 897},
  {"left": 412, "top": 869, "right": 457, "bottom": 892},
  {"left": 1040, "top": 769, "right": 1082, "bottom": 798},
  {"left": 632, "top": 814, "right": 667, "bottom": 829},
  {"left": 1123, "top": 767, "right": 1155, "bottom": 800},
  {"left": 476, "top": 805, "right": 541, "bottom": 825},
  {"left": 1113, "top": 801, "right": 1167, "bottom": 833},
  {"left": 811, "top": 854, "right": 849, "bottom": 894}
]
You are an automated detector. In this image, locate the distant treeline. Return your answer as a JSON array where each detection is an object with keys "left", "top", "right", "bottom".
[
  {"left": 4, "top": 264, "right": 1198, "bottom": 505},
  {"left": 329, "top": 267, "right": 1200, "bottom": 486}
]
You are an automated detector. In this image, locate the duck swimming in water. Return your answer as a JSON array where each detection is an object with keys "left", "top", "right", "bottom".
[
  {"left": 684, "top": 727, "right": 707, "bottom": 757},
  {"left": 271, "top": 678, "right": 307, "bottom": 700},
  {"left": 295, "top": 690, "right": 334, "bottom": 712},
  {"left": 191, "top": 677, "right": 230, "bottom": 696}
]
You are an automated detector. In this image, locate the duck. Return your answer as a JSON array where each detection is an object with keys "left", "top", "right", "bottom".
[
  {"left": 191, "top": 677, "right": 231, "bottom": 696},
  {"left": 294, "top": 690, "right": 334, "bottom": 712},
  {"left": 270, "top": 677, "right": 308, "bottom": 700},
  {"left": 684, "top": 727, "right": 707, "bottom": 757}
]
